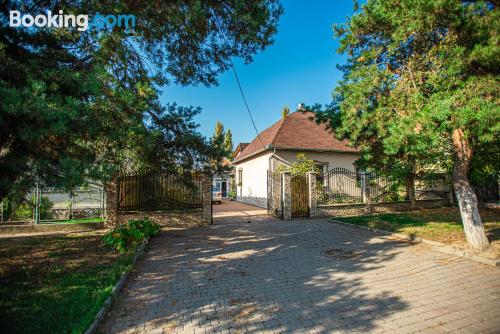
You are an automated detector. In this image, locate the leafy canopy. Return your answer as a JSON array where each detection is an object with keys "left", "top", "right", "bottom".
[
  {"left": 0, "top": 0, "right": 282, "bottom": 197},
  {"left": 316, "top": 0, "right": 499, "bottom": 179}
]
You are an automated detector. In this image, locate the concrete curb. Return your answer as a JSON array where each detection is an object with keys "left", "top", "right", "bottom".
[
  {"left": 84, "top": 238, "right": 149, "bottom": 334},
  {"left": 330, "top": 219, "right": 500, "bottom": 267}
]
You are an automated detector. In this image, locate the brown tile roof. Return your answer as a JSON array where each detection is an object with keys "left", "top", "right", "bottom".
[
  {"left": 233, "top": 143, "right": 250, "bottom": 158},
  {"left": 233, "top": 111, "right": 358, "bottom": 162}
]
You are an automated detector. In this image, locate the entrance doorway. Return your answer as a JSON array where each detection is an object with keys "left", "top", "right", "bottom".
[
  {"left": 221, "top": 181, "right": 227, "bottom": 198},
  {"left": 212, "top": 178, "right": 229, "bottom": 199}
]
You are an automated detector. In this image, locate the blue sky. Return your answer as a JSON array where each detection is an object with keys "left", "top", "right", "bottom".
[{"left": 160, "top": 0, "right": 356, "bottom": 146}]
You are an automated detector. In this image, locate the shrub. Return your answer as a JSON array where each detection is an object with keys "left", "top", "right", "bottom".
[
  {"left": 127, "top": 218, "right": 162, "bottom": 238},
  {"left": 103, "top": 218, "right": 161, "bottom": 253},
  {"left": 275, "top": 153, "right": 319, "bottom": 176},
  {"left": 10, "top": 196, "right": 54, "bottom": 221}
]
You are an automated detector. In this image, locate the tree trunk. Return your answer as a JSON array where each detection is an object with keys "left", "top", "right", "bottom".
[
  {"left": 405, "top": 174, "right": 416, "bottom": 209},
  {"left": 451, "top": 128, "right": 490, "bottom": 252}
]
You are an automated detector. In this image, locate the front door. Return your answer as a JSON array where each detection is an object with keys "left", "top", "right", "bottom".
[{"left": 221, "top": 181, "right": 227, "bottom": 198}]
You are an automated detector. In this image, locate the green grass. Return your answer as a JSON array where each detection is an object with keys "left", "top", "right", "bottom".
[
  {"left": 0, "top": 232, "right": 135, "bottom": 334},
  {"left": 336, "top": 207, "right": 500, "bottom": 254},
  {"left": 40, "top": 217, "right": 104, "bottom": 224}
]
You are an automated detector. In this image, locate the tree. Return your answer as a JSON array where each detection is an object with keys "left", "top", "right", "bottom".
[
  {"left": 319, "top": 0, "right": 498, "bottom": 251},
  {"left": 213, "top": 121, "right": 225, "bottom": 144},
  {"left": 209, "top": 121, "right": 231, "bottom": 172},
  {"left": 224, "top": 129, "right": 234, "bottom": 155},
  {"left": 211, "top": 121, "right": 234, "bottom": 158},
  {"left": 281, "top": 106, "right": 290, "bottom": 118},
  {"left": 0, "top": 1, "right": 283, "bottom": 198},
  {"left": 276, "top": 153, "right": 318, "bottom": 176}
]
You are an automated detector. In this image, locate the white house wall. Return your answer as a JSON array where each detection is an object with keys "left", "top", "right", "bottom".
[
  {"left": 274, "top": 150, "right": 359, "bottom": 172},
  {"left": 234, "top": 152, "right": 271, "bottom": 208}
]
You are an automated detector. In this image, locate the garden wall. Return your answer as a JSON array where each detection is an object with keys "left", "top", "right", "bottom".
[
  {"left": 114, "top": 210, "right": 204, "bottom": 228},
  {"left": 314, "top": 199, "right": 449, "bottom": 218}
]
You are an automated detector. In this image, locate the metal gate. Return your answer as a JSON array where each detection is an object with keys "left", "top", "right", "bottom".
[
  {"left": 291, "top": 175, "right": 309, "bottom": 218},
  {"left": 117, "top": 173, "right": 203, "bottom": 211},
  {"left": 267, "top": 171, "right": 282, "bottom": 218}
]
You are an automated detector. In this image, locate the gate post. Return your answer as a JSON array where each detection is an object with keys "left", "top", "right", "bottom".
[
  {"left": 282, "top": 172, "right": 291, "bottom": 221},
  {"left": 361, "top": 172, "right": 372, "bottom": 213},
  {"left": 105, "top": 176, "right": 118, "bottom": 228},
  {"left": 202, "top": 173, "right": 213, "bottom": 224},
  {"left": 307, "top": 171, "right": 317, "bottom": 218}
]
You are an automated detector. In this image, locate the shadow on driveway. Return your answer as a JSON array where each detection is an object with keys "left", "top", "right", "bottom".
[{"left": 100, "top": 218, "right": 500, "bottom": 333}]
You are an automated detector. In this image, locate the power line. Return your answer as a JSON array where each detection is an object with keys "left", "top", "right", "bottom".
[
  {"left": 213, "top": 15, "right": 266, "bottom": 149},
  {"left": 228, "top": 58, "right": 266, "bottom": 149}
]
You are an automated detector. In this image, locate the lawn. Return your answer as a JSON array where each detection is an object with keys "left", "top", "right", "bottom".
[
  {"left": 40, "top": 217, "right": 105, "bottom": 224},
  {"left": 336, "top": 207, "right": 500, "bottom": 256},
  {"left": 0, "top": 231, "right": 135, "bottom": 334}
]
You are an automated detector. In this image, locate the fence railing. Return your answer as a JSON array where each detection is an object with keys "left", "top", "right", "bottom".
[
  {"left": 267, "top": 171, "right": 283, "bottom": 218},
  {"left": 317, "top": 168, "right": 363, "bottom": 204},
  {"left": 0, "top": 184, "right": 105, "bottom": 224},
  {"left": 117, "top": 173, "right": 203, "bottom": 211},
  {"left": 317, "top": 168, "right": 449, "bottom": 205}
]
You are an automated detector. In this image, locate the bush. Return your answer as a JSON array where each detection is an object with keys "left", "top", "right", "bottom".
[
  {"left": 103, "top": 218, "right": 161, "bottom": 253},
  {"left": 9, "top": 195, "right": 54, "bottom": 221}
]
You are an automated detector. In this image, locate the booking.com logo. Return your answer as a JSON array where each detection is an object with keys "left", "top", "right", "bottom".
[{"left": 9, "top": 10, "right": 136, "bottom": 32}]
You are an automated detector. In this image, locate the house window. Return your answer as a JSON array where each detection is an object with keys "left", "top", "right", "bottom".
[
  {"left": 315, "top": 163, "right": 327, "bottom": 177},
  {"left": 238, "top": 169, "right": 242, "bottom": 187}
]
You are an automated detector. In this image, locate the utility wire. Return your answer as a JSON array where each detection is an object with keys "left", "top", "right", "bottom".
[
  {"left": 213, "top": 15, "right": 266, "bottom": 149},
  {"left": 228, "top": 58, "right": 266, "bottom": 149}
]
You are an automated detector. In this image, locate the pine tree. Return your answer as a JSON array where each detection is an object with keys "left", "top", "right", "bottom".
[
  {"left": 224, "top": 129, "right": 234, "bottom": 155},
  {"left": 319, "top": 0, "right": 498, "bottom": 251},
  {"left": 213, "top": 121, "right": 225, "bottom": 143},
  {"left": 0, "top": 1, "right": 282, "bottom": 197}
]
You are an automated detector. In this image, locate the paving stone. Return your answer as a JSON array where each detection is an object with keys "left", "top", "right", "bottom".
[{"left": 99, "top": 217, "right": 500, "bottom": 334}]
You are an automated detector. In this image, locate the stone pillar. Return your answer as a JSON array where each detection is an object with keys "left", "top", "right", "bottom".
[
  {"left": 361, "top": 172, "right": 372, "bottom": 214},
  {"left": 307, "top": 171, "right": 317, "bottom": 218},
  {"left": 202, "top": 173, "right": 213, "bottom": 224},
  {"left": 282, "top": 172, "right": 291, "bottom": 221},
  {"left": 104, "top": 177, "right": 118, "bottom": 228}
]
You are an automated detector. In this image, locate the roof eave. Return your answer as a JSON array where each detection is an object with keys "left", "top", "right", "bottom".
[
  {"left": 273, "top": 147, "right": 360, "bottom": 154},
  {"left": 232, "top": 147, "right": 271, "bottom": 164},
  {"left": 232, "top": 146, "right": 359, "bottom": 164}
]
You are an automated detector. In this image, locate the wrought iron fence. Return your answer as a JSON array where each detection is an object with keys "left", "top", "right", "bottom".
[
  {"left": 317, "top": 168, "right": 363, "bottom": 204},
  {"left": 117, "top": 173, "right": 203, "bottom": 211},
  {"left": 317, "top": 168, "right": 449, "bottom": 205},
  {"left": 267, "top": 171, "right": 283, "bottom": 218},
  {"left": 415, "top": 175, "right": 450, "bottom": 200},
  {"left": 0, "top": 184, "right": 105, "bottom": 224},
  {"left": 369, "top": 173, "right": 405, "bottom": 203}
]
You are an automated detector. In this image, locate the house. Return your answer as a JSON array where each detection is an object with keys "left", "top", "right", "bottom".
[
  {"left": 233, "top": 142, "right": 249, "bottom": 159},
  {"left": 232, "top": 110, "right": 360, "bottom": 208},
  {"left": 212, "top": 158, "right": 233, "bottom": 200}
]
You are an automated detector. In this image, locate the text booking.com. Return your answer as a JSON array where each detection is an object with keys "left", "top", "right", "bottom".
[{"left": 9, "top": 10, "right": 136, "bottom": 31}]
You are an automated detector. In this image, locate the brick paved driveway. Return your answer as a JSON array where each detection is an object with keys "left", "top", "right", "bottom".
[
  {"left": 213, "top": 200, "right": 267, "bottom": 218},
  {"left": 100, "top": 217, "right": 500, "bottom": 334}
]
